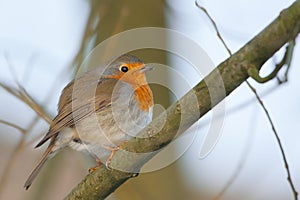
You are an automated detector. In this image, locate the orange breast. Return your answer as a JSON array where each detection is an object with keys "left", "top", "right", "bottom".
[{"left": 133, "top": 84, "right": 153, "bottom": 112}]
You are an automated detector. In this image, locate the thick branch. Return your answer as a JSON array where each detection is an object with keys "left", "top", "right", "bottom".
[{"left": 65, "top": 1, "right": 300, "bottom": 199}]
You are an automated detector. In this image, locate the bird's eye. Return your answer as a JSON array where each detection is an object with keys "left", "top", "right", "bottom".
[{"left": 120, "top": 66, "right": 128, "bottom": 73}]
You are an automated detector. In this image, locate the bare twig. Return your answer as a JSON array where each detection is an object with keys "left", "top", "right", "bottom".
[
  {"left": 0, "top": 82, "right": 52, "bottom": 124},
  {"left": 246, "top": 81, "right": 298, "bottom": 200},
  {"left": 2, "top": 55, "right": 52, "bottom": 124},
  {"left": 195, "top": 1, "right": 232, "bottom": 55},
  {"left": 0, "top": 119, "right": 26, "bottom": 133}
]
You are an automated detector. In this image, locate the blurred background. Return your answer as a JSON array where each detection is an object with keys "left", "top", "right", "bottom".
[{"left": 0, "top": 0, "right": 299, "bottom": 199}]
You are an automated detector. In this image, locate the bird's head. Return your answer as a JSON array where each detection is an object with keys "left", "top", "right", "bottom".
[
  {"left": 103, "top": 54, "right": 152, "bottom": 88},
  {"left": 103, "top": 54, "right": 153, "bottom": 112}
]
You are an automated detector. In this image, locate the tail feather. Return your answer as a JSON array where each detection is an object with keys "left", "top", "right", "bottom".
[{"left": 24, "top": 144, "right": 54, "bottom": 190}]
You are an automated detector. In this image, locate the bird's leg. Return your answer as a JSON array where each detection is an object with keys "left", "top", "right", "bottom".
[
  {"left": 88, "top": 157, "right": 103, "bottom": 173},
  {"left": 105, "top": 141, "right": 128, "bottom": 169}
]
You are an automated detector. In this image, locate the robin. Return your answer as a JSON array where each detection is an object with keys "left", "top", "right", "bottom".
[{"left": 24, "top": 54, "right": 154, "bottom": 189}]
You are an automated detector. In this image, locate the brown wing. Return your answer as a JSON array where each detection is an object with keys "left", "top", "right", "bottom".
[{"left": 35, "top": 77, "right": 117, "bottom": 148}]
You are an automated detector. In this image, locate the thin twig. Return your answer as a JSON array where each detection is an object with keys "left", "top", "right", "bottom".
[
  {"left": 0, "top": 119, "right": 26, "bottom": 133},
  {"left": 0, "top": 82, "right": 52, "bottom": 124},
  {"left": 2, "top": 55, "right": 52, "bottom": 124},
  {"left": 195, "top": 1, "right": 232, "bottom": 56},
  {"left": 246, "top": 81, "right": 298, "bottom": 200}
]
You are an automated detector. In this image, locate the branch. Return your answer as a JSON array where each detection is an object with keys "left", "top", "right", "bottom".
[{"left": 66, "top": 1, "right": 300, "bottom": 199}]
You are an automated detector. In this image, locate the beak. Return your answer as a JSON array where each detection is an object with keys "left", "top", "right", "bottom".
[{"left": 139, "top": 65, "right": 153, "bottom": 73}]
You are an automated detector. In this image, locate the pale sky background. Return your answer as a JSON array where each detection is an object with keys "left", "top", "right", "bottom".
[{"left": 0, "top": 0, "right": 299, "bottom": 199}]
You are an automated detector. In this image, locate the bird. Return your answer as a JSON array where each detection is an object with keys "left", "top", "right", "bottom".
[{"left": 24, "top": 54, "right": 154, "bottom": 189}]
